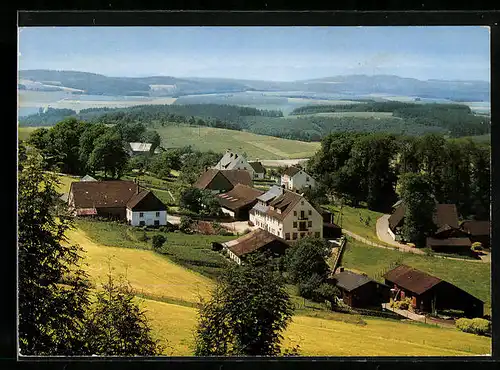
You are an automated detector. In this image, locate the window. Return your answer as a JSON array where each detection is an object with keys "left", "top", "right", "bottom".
[
  {"left": 293, "top": 221, "right": 297, "bottom": 228},
  {"left": 294, "top": 211, "right": 297, "bottom": 216},
  {"left": 285, "top": 233, "right": 290, "bottom": 240},
  {"left": 300, "top": 233, "right": 305, "bottom": 238},
  {"left": 308, "top": 221, "right": 312, "bottom": 227},
  {"left": 301, "top": 201, "right": 304, "bottom": 205},
  {"left": 300, "top": 210, "right": 305, "bottom": 219},
  {"left": 306, "top": 177, "right": 310, "bottom": 182},
  {"left": 292, "top": 233, "right": 297, "bottom": 240},
  {"left": 315, "top": 232, "right": 320, "bottom": 238},
  {"left": 139, "top": 212, "right": 144, "bottom": 218},
  {"left": 308, "top": 210, "right": 312, "bottom": 216},
  {"left": 154, "top": 220, "right": 160, "bottom": 226},
  {"left": 139, "top": 221, "right": 145, "bottom": 226},
  {"left": 156, "top": 211, "right": 160, "bottom": 217}
]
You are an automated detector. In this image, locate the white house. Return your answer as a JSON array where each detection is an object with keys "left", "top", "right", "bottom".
[
  {"left": 249, "top": 185, "right": 323, "bottom": 241},
  {"left": 213, "top": 150, "right": 255, "bottom": 178},
  {"left": 126, "top": 190, "right": 168, "bottom": 227},
  {"left": 248, "top": 161, "right": 266, "bottom": 179},
  {"left": 280, "top": 166, "right": 317, "bottom": 192}
]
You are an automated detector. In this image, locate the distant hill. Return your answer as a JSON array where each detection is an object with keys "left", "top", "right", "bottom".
[{"left": 18, "top": 70, "right": 490, "bottom": 102}]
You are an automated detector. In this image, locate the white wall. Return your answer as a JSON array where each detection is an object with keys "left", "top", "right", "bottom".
[
  {"left": 224, "top": 246, "right": 242, "bottom": 265},
  {"left": 127, "top": 209, "right": 167, "bottom": 227},
  {"left": 253, "top": 172, "right": 264, "bottom": 179},
  {"left": 234, "top": 157, "right": 255, "bottom": 177},
  {"left": 282, "top": 199, "right": 323, "bottom": 240},
  {"left": 221, "top": 207, "right": 235, "bottom": 218},
  {"left": 289, "top": 171, "right": 316, "bottom": 191}
]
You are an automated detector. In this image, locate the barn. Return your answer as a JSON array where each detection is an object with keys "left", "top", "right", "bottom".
[{"left": 217, "top": 184, "right": 264, "bottom": 220}]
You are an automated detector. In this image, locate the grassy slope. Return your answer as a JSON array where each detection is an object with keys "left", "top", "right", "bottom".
[
  {"left": 18, "top": 126, "right": 50, "bottom": 141},
  {"left": 341, "top": 238, "right": 491, "bottom": 314},
  {"left": 155, "top": 125, "right": 320, "bottom": 160},
  {"left": 141, "top": 298, "right": 491, "bottom": 356}
]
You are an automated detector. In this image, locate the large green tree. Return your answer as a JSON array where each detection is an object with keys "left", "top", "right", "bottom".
[
  {"left": 284, "top": 238, "right": 330, "bottom": 285},
  {"left": 88, "top": 131, "right": 129, "bottom": 178},
  {"left": 194, "top": 255, "right": 294, "bottom": 356},
  {"left": 78, "top": 122, "right": 108, "bottom": 174}
]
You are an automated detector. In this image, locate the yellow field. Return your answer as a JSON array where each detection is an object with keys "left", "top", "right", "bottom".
[
  {"left": 140, "top": 298, "right": 491, "bottom": 357},
  {"left": 67, "top": 228, "right": 213, "bottom": 303}
]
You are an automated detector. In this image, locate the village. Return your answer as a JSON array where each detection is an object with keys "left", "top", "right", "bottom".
[{"left": 62, "top": 140, "right": 490, "bottom": 329}]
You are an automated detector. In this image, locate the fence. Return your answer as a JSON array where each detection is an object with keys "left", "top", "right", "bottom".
[{"left": 331, "top": 236, "right": 347, "bottom": 274}]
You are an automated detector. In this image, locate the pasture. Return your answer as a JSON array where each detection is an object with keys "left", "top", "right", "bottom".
[
  {"left": 155, "top": 125, "right": 320, "bottom": 160},
  {"left": 341, "top": 238, "right": 491, "bottom": 315},
  {"left": 18, "top": 126, "right": 50, "bottom": 141},
  {"left": 141, "top": 298, "right": 491, "bottom": 356},
  {"left": 292, "top": 111, "right": 399, "bottom": 119}
]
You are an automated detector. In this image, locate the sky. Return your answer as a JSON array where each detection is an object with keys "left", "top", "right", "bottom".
[{"left": 18, "top": 26, "right": 490, "bottom": 82}]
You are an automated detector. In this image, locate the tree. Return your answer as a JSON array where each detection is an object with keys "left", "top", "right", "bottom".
[
  {"left": 179, "top": 216, "right": 193, "bottom": 233},
  {"left": 88, "top": 131, "right": 129, "bottom": 178},
  {"left": 113, "top": 121, "right": 146, "bottom": 142},
  {"left": 82, "top": 269, "right": 163, "bottom": 356},
  {"left": 151, "top": 234, "right": 166, "bottom": 251},
  {"left": 398, "top": 172, "right": 437, "bottom": 245},
  {"left": 142, "top": 130, "right": 162, "bottom": 153},
  {"left": 180, "top": 188, "right": 204, "bottom": 214},
  {"left": 284, "top": 238, "right": 330, "bottom": 285},
  {"left": 194, "top": 255, "right": 293, "bottom": 356},
  {"left": 78, "top": 123, "right": 108, "bottom": 174},
  {"left": 18, "top": 151, "right": 91, "bottom": 355}
]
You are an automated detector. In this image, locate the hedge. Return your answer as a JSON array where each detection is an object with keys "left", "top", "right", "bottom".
[{"left": 456, "top": 317, "right": 491, "bottom": 336}]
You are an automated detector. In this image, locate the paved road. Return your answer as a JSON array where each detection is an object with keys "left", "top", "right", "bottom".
[
  {"left": 167, "top": 215, "right": 257, "bottom": 234},
  {"left": 375, "top": 215, "right": 425, "bottom": 254},
  {"left": 258, "top": 158, "right": 310, "bottom": 167}
]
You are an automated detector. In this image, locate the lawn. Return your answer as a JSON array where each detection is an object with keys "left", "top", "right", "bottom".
[
  {"left": 155, "top": 125, "right": 320, "bottom": 160},
  {"left": 18, "top": 125, "right": 50, "bottom": 141},
  {"left": 341, "top": 238, "right": 491, "bottom": 314},
  {"left": 66, "top": 227, "right": 214, "bottom": 304},
  {"left": 75, "top": 219, "right": 233, "bottom": 279},
  {"left": 140, "top": 298, "right": 491, "bottom": 356}
]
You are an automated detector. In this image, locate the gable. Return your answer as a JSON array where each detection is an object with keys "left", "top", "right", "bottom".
[{"left": 127, "top": 190, "right": 167, "bottom": 212}]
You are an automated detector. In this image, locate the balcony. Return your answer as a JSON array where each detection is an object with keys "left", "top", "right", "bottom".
[{"left": 297, "top": 216, "right": 309, "bottom": 220}]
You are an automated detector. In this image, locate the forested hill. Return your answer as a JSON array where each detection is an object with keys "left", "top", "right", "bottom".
[{"left": 19, "top": 100, "right": 491, "bottom": 141}]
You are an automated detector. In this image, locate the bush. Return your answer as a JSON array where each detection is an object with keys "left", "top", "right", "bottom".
[
  {"left": 471, "top": 242, "right": 483, "bottom": 252},
  {"left": 456, "top": 318, "right": 490, "bottom": 336},
  {"left": 298, "top": 273, "right": 324, "bottom": 300},
  {"left": 392, "top": 297, "right": 412, "bottom": 310},
  {"left": 151, "top": 234, "right": 166, "bottom": 251},
  {"left": 180, "top": 216, "right": 193, "bottom": 233},
  {"left": 137, "top": 230, "right": 149, "bottom": 242}
]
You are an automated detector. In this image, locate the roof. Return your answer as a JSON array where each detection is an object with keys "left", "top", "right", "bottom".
[
  {"left": 249, "top": 161, "right": 265, "bottom": 173},
  {"left": 392, "top": 199, "right": 403, "bottom": 208},
  {"left": 222, "top": 228, "right": 289, "bottom": 257},
  {"left": 461, "top": 220, "right": 490, "bottom": 236},
  {"left": 426, "top": 237, "right": 472, "bottom": 248},
  {"left": 267, "top": 190, "right": 304, "bottom": 221},
  {"left": 388, "top": 202, "right": 459, "bottom": 230},
  {"left": 69, "top": 181, "right": 138, "bottom": 209},
  {"left": 332, "top": 270, "right": 374, "bottom": 292},
  {"left": 217, "top": 184, "right": 264, "bottom": 211},
  {"left": 193, "top": 169, "right": 220, "bottom": 189},
  {"left": 257, "top": 185, "right": 284, "bottom": 203},
  {"left": 81, "top": 175, "right": 97, "bottom": 182},
  {"left": 383, "top": 265, "right": 442, "bottom": 295},
  {"left": 324, "top": 222, "right": 341, "bottom": 230},
  {"left": 129, "top": 142, "right": 153, "bottom": 152},
  {"left": 283, "top": 166, "right": 301, "bottom": 177},
  {"left": 220, "top": 170, "right": 252, "bottom": 187},
  {"left": 126, "top": 190, "right": 168, "bottom": 211},
  {"left": 75, "top": 208, "right": 97, "bottom": 216},
  {"left": 214, "top": 151, "right": 248, "bottom": 171}
]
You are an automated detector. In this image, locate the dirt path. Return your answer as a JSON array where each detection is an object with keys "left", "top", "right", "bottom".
[{"left": 375, "top": 215, "right": 425, "bottom": 254}]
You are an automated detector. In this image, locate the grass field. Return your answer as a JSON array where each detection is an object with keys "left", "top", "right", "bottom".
[
  {"left": 141, "top": 298, "right": 491, "bottom": 356},
  {"left": 293, "top": 112, "right": 399, "bottom": 119},
  {"left": 155, "top": 125, "right": 320, "bottom": 160},
  {"left": 54, "top": 174, "right": 80, "bottom": 194},
  {"left": 341, "top": 238, "right": 491, "bottom": 314},
  {"left": 18, "top": 126, "right": 50, "bottom": 141},
  {"left": 75, "top": 219, "right": 233, "bottom": 279}
]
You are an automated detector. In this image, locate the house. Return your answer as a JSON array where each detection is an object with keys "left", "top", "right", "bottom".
[
  {"left": 68, "top": 180, "right": 168, "bottom": 226},
  {"left": 280, "top": 166, "right": 317, "bottom": 191},
  {"left": 248, "top": 161, "right": 266, "bottom": 179},
  {"left": 249, "top": 185, "right": 323, "bottom": 241},
  {"left": 328, "top": 268, "right": 391, "bottom": 308},
  {"left": 81, "top": 175, "right": 97, "bottom": 182},
  {"left": 425, "top": 224, "right": 473, "bottom": 255},
  {"left": 213, "top": 228, "right": 290, "bottom": 265},
  {"left": 384, "top": 265, "right": 484, "bottom": 318},
  {"left": 126, "top": 142, "right": 160, "bottom": 156},
  {"left": 193, "top": 169, "right": 252, "bottom": 194},
  {"left": 213, "top": 149, "right": 255, "bottom": 178},
  {"left": 217, "top": 184, "right": 264, "bottom": 220},
  {"left": 320, "top": 207, "right": 342, "bottom": 239},
  {"left": 460, "top": 220, "right": 490, "bottom": 248},
  {"left": 126, "top": 190, "right": 168, "bottom": 226}
]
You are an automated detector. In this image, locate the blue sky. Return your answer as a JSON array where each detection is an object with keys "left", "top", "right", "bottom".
[{"left": 18, "top": 26, "right": 490, "bottom": 82}]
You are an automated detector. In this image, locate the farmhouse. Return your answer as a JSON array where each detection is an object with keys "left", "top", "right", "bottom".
[
  {"left": 126, "top": 142, "right": 160, "bottom": 156},
  {"left": 68, "top": 180, "right": 168, "bottom": 226},
  {"left": 460, "top": 220, "right": 490, "bottom": 248},
  {"left": 213, "top": 228, "right": 290, "bottom": 265},
  {"left": 249, "top": 185, "right": 323, "bottom": 240},
  {"left": 193, "top": 169, "right": 252, "bottom": 194},
  {"left": 213, "top": 149, "right": 255, "bottom": 178},
  {"left": 384, "top": 265, "right": 484, "bottom": 318},
  {"left": 217, "top": 184, "right": 264, "bottom": 220},
  {"left": 280, "top": 166, "right": 317, "bottom": 191},
  {"left": 328, "top": 268, "right": 391, "bottom": 309},
  {"left": 126, "top": 190, "right": 168, "bottom": 226},
  {"left": 248, "top": 161, "right": 266, "bottom": 179}
]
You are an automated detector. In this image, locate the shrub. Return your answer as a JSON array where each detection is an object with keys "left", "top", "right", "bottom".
[
  {"left": 471, "top": 242, "right": 483, "bottom": 252},
  {"left": 393, "top": 297, "right": 412, "bottom": 310},
  {"left": 180, "top": 216, "right": 193, "bottom": 233},
  {"left": 298, "top": 273, "right": 324, "bottom": 300},
  {"left": 151, "top": 234, "right": 166, "bottom": 251},
  {"left": 221, "top": 231, "right": 234, "bottom": 236},
  {"left": 456, "top": 318, "right": 491, "bottom": 336},
  {"left": 137, "top": 230, "right": 149, "bottom": 242}
]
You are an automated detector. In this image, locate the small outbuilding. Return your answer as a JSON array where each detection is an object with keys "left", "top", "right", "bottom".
[
  {"left": 461, "top": 220, "right": 490, "bottom": 249},
  {"left": 193, "top": 169, "right": 253, "bottom": 194},
  {"left": 217, "top": 184, "right": 264, "bottom": 220},
  {"left": 249, "top": 161, "right": 266, "bottom": 179}
]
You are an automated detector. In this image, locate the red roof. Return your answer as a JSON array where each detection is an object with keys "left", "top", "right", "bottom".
[
  {"left": 69, "top": 181, "right": 138, "bottom": 209},
  {"left": 383, "top": 265, "right": 442, "bottom": 295}
]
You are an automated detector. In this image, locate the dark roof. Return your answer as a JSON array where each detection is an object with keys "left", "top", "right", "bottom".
[
  {"left": 69, "top": 181, "right": 138, "bottom": 209},
  {"left": 283, "top": 166, "right": 301, "bottom": 177},
  {"left": 249, "top": 161, "right": 265, "bottom": 173},
  {"left": 220, "top": 170, "right": 252, "bottom": 187},
  {"left": 461, "top": 220, "right": 490, "bottom": 236},
  {"left": 193, "top": 169, "right": 220, "bottom": 189},
  {"left": 324, "top": 222, "right": 341, "bottom": 230},
  {"left": 332, "top": 270, "right": 374, "bottom": 292},
  {"left": 388, "top": 203, "right": 459, "bottom": 231},
  {"left": 426, "top": 237, "right": 472, "bottom": 248},
  {"left": 217, "top": 184, "right": 264, "bottom": 211},
  {"left": 267, "top": 190, "right": 303, "bottom": 221},
  {"left": 223, "top": 228, "right": 290, "bottom": 257},
  {"left": 383, "top": 265, "right": 442, "bottom": 295},
  {"left": 127, "top": 190, "right": 168, "bottom": 211}
]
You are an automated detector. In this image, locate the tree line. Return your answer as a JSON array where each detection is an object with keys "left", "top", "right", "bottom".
[{"left": 307, "top": 132, "right": 490, "bottom": 224}]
